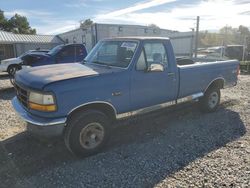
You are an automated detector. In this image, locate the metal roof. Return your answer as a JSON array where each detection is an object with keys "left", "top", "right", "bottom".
[
  {"left": 0, "top": 30, "right": 62, "bottom": 44},
  {"left": 59, "top": 23, "right": 178, "bottom": 35}
]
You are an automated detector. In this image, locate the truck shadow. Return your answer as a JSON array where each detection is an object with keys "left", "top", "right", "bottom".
[
  {"left": 0, "top": 74, "right": 13, "bottom": 94},
  {"left": 0, "top": 87, "right": 15, "bottom": 100},
  {"left": 0, "top": 73, "right": 9, "bottom": 78},
  {"left": 0, "top": 100, "right": 246, "bottom": 187},
  {"left": 0, "top": 74, "right": 11, "bottom": 83}
]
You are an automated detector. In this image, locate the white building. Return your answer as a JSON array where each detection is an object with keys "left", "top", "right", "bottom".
[
  {"left": 0, "top": 23, "right": 195, "bottom": 60},
  {"left": 59, "top": 23, "right": 195, "bottom": 56}
]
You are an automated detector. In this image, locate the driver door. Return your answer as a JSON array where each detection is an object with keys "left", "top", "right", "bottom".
[{"left": 130, "top": 41, "right": 177, "bottom": 110}]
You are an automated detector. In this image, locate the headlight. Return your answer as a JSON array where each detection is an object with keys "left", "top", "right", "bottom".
[
  {"left": 29, "top": 92, "right": 54, "bottom": 104},
  {"left": 28, "top": 91, "right": 56, "bottom": 112}
]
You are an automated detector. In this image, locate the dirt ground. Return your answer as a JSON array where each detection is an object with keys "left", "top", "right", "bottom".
[{"left": 0, "top": 73, "right": 249, "bottom": 188}]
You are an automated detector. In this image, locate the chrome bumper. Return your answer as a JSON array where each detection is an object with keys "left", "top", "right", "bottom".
[{"left": 12, "top": 97, "right": 66, "bottom": 136}]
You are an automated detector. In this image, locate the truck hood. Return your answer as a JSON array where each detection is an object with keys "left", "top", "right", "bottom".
[
  {"left": 21, "top": 53, "right": 48, "bottom": 65},
  {"left": 15, "top": 63, "right": 120, "bottom": 90}
]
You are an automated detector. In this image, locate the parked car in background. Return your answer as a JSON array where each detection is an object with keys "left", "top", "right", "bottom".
[
  {"left": 12, "top": 37, "right": 240, "bottom": 157},
  {"left": 196, "top": 45, "right": 248, "bottom": 62},
  {"left": 225, "top": 45, "right": 244, "bottom": 61},
  {"left": 0, "top": 44, "right": 87, "bottom": 76},
  {"left": 21, "top": 43, "right": 87, "bottom": 68},
  {"left": 0, "top": 50, "right": 49, "bottom": 76}
]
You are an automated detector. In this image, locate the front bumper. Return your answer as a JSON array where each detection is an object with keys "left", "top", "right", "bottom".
[
  {"left": 12, "top": 97, "right": 67, "bottom": 137},
  {"left": 0, "top": 64, "right": 7, "bottom": 72}
]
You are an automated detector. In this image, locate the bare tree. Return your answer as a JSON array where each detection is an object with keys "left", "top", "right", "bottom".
[{"left": 80, "top": 19, "right": 93, "bottom": 28}]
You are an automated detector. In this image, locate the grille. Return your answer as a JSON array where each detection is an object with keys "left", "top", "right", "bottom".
[{"left": 15, "top": 84, "right": 28, "bottom": 108}]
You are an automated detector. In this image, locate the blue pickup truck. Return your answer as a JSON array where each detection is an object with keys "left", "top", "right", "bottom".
[{"left": 12, "top": 37, "right": 239, "bottom": 157}]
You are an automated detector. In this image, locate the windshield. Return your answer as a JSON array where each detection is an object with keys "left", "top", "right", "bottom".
[
  {"left": 18, "top": 52, "right": 29, "bottom": 58},
  {"left": 84, "top": 40, "right": 138, "bottom": 68},
  {"left": 47, "top": 45, "right": 64, "bottom": 56}
]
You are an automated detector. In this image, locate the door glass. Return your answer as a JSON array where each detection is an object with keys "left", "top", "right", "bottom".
[
  {"left": 61, "top": 46, "right": 75, "bottom": 57},
  {"left": 76, "top": 46, "right": 85, "bottom": 56},
  {"left": 144, "top": 42, "right": 168, "bottom": 68}
]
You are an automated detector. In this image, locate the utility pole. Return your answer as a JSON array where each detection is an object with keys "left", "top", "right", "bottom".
[
  {"left": 194, "top": 16, "right": 200, "bottom": 58},
  {"left": 225, "top": 25, "right": 228, "bottom": 46},
  {"left": 190, "top": 28, "right": 195, "bottom": 58},
  {"left": 242, "top": 35, "right": 247, "bottom": 61}
]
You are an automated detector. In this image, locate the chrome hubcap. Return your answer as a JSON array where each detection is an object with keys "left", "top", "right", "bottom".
[
  {"left": 79, "top": 122, "right": 104, "bottom": 149},
  {"left": 208, "top": 91, "right": 219, "bottom": 108}
]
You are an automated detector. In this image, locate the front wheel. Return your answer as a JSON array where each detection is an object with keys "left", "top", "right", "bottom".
[
  {"left": 7, "top": 65, "right": 21, "bottom": 77},
  {"left": 199, "top": 87, "right": 221, "bottom": 112},
  {"left": 64, "top": 110, "right": 111, "bottom": 157}
]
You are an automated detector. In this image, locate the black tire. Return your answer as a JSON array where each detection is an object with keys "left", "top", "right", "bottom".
[
  {"left": 7, "top": 64, "right": 21, "bottom": 77},
  {"left": 64, "top": 110, "right": 111, "bottom": 157},
  {"left": 199, "top": 87, "right": 221, "bottom": 112}
]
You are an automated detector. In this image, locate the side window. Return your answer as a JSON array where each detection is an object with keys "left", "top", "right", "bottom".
[
  {"left": 136, "top": 51, "right": 147, "bottom": 71},
  {"left": 76, "top": 46, "right": 86, "bottom": 56},
  {"left": 144, "top": 42, "right": 168, "bottom": 67},
  {"left": 60, "top": 46, "right": 75, "bottom": 57}
]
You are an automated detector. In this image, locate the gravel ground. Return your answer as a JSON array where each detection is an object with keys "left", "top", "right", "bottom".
[{"left": 0, "top": 72, "right": 249, "bottom": 188}]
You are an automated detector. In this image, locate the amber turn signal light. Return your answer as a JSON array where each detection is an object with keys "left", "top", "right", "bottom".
[{"left": 29, "top": 102, "right": 56, "bottom": 112}]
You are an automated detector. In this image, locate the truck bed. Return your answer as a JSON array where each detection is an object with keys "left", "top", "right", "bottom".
[{"left": 177, "top": 60, "right": 239, "bottom": 99}]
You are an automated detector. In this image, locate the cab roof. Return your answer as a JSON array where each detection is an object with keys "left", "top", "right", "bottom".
[{"left": 103, "top": 36, "right": 170, "bottom": 41}]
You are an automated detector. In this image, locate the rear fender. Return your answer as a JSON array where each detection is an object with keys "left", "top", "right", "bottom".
[{"left": 204, "top": 77, "right": 225, "bottom": 93}]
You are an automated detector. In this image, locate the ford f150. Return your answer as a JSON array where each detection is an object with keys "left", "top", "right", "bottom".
[{"left": 12, "top": 37, "right": 240, "bottom": 157}]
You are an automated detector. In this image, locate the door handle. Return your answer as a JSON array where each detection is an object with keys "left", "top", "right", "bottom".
[{"left": 168, "top": 72, "right": 175, "bottom": 76}]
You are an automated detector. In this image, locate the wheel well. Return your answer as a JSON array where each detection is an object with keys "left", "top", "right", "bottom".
[
  {"left": 7, "top": 64, "right": 20, "bottom": 69},
  {"left": 205, "top": 78, "right": 224, "bottom": 92},
  {"left": 67, "top": 103, "right": 117, "bottom": 122}
]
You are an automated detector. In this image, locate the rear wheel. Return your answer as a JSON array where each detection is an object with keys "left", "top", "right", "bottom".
[
  {"left": 200, "top": 87, "right": 220, "bottom": 112},
  {"left": 64, "top": 110, "right": 111, "bottom": 157}
]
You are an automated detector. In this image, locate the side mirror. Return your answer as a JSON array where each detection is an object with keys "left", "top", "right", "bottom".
[{"left": 147, "top": 63, "right": 164, "bottom": 72}]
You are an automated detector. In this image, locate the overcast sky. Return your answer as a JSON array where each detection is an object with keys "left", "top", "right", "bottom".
[{"left": 1, "top": 0, "right": 250, "bottom": 35}]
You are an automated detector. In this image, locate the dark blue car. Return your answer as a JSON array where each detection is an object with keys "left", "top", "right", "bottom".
[
  {"left": 22, "top": 43, "right": 87, "bottom": 67},
  {"left": 7, "top": 44, "right": 87, "bottom": 76}
]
